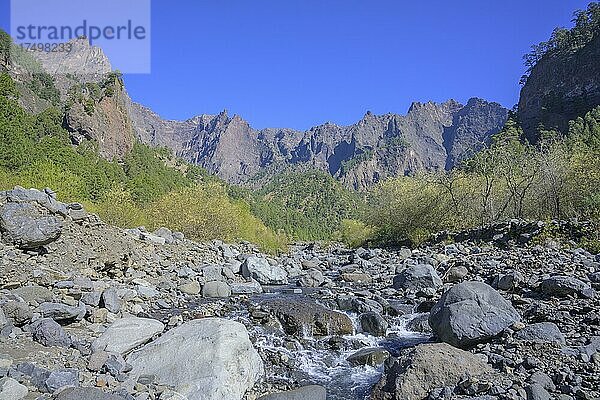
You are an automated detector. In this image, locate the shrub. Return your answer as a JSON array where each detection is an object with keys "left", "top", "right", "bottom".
[
  {"left": 336, "top": 219, "right": 373, "bottom": 248},
  {"left": 146, "top": 184, "right": 287, "bottom": 253},
  {"left": 90, "top": 186, "right": 148, "bottom": 228}
]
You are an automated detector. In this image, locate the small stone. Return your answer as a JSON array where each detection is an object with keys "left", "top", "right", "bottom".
[
  {"left": 44, "top": 368, "right": 79, "bottom": 393},
  {"left": 179, "top": 281, "right": 201, "bottom": 295},
  {"left": 202, "top": 281, "right": 231, "bottom": 298},
  {"left": 0, "top": 377, "right": 28, "bottom": 400},
  {"left": 359, "top": 311, "right": 388, "bottom": 336}
]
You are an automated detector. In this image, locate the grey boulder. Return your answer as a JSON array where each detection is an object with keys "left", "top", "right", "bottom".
[
  {"left": 0, "top": 202, "right": 62, "bottom": 249},
  {"left": 261, "top": 296, "right": 353, "bottom": 337},
  {"left": 539, "top": 275, "right": 595, "bottom": 298},
  {"left": 371, "top": 343, "right": 494, "bottom": 400},
  {"left": 393, "top": 264, "right": 442, "bottom": 291},
  {"left": 298, "top": 269, "right": 325, "bottom": 288},
  {"left": 346, "top": 347, "right": 390, "bottom": 367},
  {"left": 31, "top": 318, "right": 72, "bottom": 348},
  {"left": 0, "top": 309, "right": 6, "bottom": 329},
  {"left": 127, "top": 318, "right": 263, "bottom": 400},
  {"left": 516, "top": 322, "right": 566, "bottom": 345},
  {"left": 1, "top": 301, "right": 32, "bottom": 325},
  {"left": 55, "top": 387, "right": 126, "bottom": 400},
  {"left": 38, "top": 302, "right": 86, "bottom": 322},
  {"left": 91, "top": 317, "right": 164, "bottom": 355},
  {"left": 359, "top": 311, "right": 388, "bottom": 336},
  {"left": 0, "top": 377, "right": 28, "bottom": 400},
  {"left": 202, "top": 281, "right": 232, "bottom": 298},
  {"left": 230, "top": 280, "right": 263, "bottom": 295},
  {"left": 525, "top": 384, "right": 551, "bottom": 400},
  {"left": 428, "top": 281, "right": 520, "bottom": 348},
  {"left": 44, "top": 368, "right": 79, "bottom": 393},
  {"left": 101, "top": 288, "right": 122, "bottom": 313},
  {"left": 242, "top": 256, "right": 288, "bottom": 285}
]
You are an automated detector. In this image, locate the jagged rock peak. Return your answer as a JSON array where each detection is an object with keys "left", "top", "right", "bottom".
[{"left": 33, "top": 36, "right": 112, "bottom": 78}]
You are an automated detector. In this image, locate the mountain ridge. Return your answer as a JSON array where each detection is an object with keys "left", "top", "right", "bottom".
[
  {"left": 3, "top": 33, "right": 509, "bottom": 189},
  {"left": 130, "top": 96, "right": 508, "bottom": 189}
]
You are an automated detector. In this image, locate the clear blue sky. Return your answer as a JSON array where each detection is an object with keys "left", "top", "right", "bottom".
[{"left": 0, "top": 0, "right": 592, "bottom": 130}]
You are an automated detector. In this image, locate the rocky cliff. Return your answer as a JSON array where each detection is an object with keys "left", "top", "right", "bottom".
[
  {"left": 31, "top": 38, "right": 136, "bottom": 160},
  {"left": 132, "top": 99, "right": 508, "bottom": 189},
  {"left": 4, "top": 33, "right": 508, "bottom": 186},
  {"left": 518, "top": 33, "right": 600, "bottom": 142}
]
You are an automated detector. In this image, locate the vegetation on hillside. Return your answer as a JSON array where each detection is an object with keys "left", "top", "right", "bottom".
[
  {"left": 0, "top": 71, "right": 286, "bottom": 252},
  {"left": 351, "top": 109, "right": 600, "bottom": 249},
  {"left": 521, "top": 2, "right": 600, "bottom": 84},
  {"left": 231, "top": 168, "right": 364, "bottom": 241}
]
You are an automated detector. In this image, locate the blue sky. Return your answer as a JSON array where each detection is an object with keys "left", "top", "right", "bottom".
[{"left": 0, "top": 1, "right": 592, "bottom": 130}]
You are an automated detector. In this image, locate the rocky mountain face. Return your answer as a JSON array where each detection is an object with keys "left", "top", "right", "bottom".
[
  {"left": 7, "top": 38, "right": 137, "bottom": 160},
  {"left": 518, "top": 35, "right": 600, "bottom": 142},
  {"left": 62, "top": 80, "right": 136, "bottom": 160},
  {"left": 6, "top": 35, "right": 508, "bottom": 186},
  {"left": 131, "top": 99, "right": 508, "bottom": 189}
]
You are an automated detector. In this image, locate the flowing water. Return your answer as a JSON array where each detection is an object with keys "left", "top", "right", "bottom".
[{"left": 236, "top": 292, "right": 431, "bottom": 399}]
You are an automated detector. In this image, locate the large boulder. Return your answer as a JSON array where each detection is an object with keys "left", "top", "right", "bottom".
[
  {"left": 371, "top": 343, "right": 494, "bottom": 400},
  {"left": 91, "top": 317, "right": 164, "bottom": 355},
  {"left": 242, "top": 256, "right": 288, "bottom": 285},
  {"left": 127, "top": 318, "right": 263, "bottom": 400},
  {"left": 261, "top": 296, "right": 353, "bottom": 337},
  {"left": 539, "top": 276, "right": 595, "bottom": 298},
  {"left": 516, "top": 322, "right": 566, "bottom": 345},
  {"left": 3, "top": 186, "right": 67, "bottom": 214},
  {"left": 0, "top": 202, "right": 62, "bottom": 249},
  {"left": 31, "top": 318, "right": 72, "bottom": 348},
  {"left": 38, "top": 302, "right": 86, "bottom": 323},
  {"left": 428, "top": 281, "right": 520, "bottom": 348},
  {"left": 393, "top": 264, "right": 442, "bottom": 292}
]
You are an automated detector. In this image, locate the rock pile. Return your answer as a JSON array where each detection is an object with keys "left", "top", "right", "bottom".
[{"left": 0, "top": 186, "right": 598, "bottom": 399}]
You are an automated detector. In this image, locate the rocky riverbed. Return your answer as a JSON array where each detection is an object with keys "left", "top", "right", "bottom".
[{"left": 0, "top": 186, "right": 598, "bottom": 400}]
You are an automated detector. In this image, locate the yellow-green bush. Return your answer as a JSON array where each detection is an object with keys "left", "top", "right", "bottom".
[
  {"left": 366, "top": 176, "right": 452, "bottom": 246},
  {"left": 88, "top": 186, "right": 148, "bottom": 228},
  {"left": 14, "top": 160, "right": 88, "bottom": 202},
  {"left": 145, "top": 183, "right": 287, "bottom": 253},
  {"left": 336, "top": 219, "right": 373, "bottom": 248}
]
